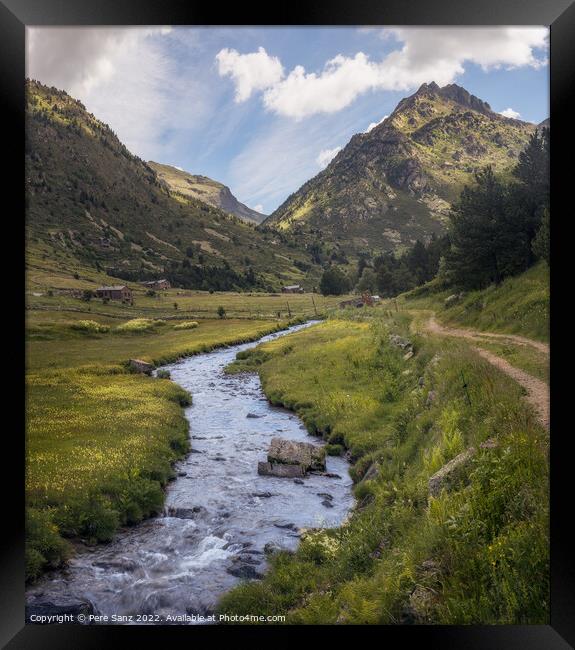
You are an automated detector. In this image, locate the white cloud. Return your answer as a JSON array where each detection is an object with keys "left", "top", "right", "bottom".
[
  {"left": 217, "top": 27, "right": 548, "bottom": 119},
  {"left": 253, "top": 204, "right": 264, "bottom": 213},
  {"left": 316, "top": 146, "right": 341, "bottom": 168},
  {"left": 26, "top": 27, "right": 172, "bottom": 97},
  {"left": 228, "top": 113, "right": 359, "bottom": 213},
  {"left": 499, "top": 107, "right": 521, "bottom": 119},
  {"left": 365, "top": 114, "right": 388, "bottom": 132},
  {"left": 26, "top": 27, "right": 216, "bottom": 161},
  {"left": 215, "top": 46, "right": 284, "bottom": 102}
]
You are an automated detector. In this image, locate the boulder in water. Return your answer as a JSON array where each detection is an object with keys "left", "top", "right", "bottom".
[
  {"left": 258, "top": 461, "right": 305, "bottom": 478},
  {"left": 227, "top": 564, "right": 263, "bottom": 580},
  {"left": 166, "top": 505, "right": 205, "bottom": 519},
  {"left": 267, "top": 437, "right": 326, "bottom": 472}
]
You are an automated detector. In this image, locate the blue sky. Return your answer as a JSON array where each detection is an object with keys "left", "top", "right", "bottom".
[{"left": 27, "top": 27, "right": 549, "bottom": 214}]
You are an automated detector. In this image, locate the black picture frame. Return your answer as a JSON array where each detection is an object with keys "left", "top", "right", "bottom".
[{"left": 2, "top": 0, "right": 572, "bottom": 646}]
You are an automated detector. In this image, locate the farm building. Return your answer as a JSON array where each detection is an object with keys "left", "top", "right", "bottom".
[
  {"left": 339, "top": 293, "right": 380, "bottom": 309},
  {"left": 141, "top": 279, "right": 171, "bottom": 290},
  {"left": 96, "top": 285, "right": 132, "bottom": 301},
  {"left": 281, "top": 284, "right": 304, "bottom": 294}
]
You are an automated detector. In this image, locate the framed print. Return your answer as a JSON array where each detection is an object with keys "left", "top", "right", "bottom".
[{"left": 1, "top": 0, "right": 573, "bottom": 646}]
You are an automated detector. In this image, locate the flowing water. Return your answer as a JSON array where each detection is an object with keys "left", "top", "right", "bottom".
[{"left": 26, "top": 321, "right": 354, "bottom": 623}]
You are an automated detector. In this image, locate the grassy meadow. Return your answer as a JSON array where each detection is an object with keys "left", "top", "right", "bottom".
[
  {"left": 219, "top": 309, "right": 549, "bottom": 624},
  {"left": 25, "top": 293, "right": 299, "bottom": 581},
  {"left": 400, "top": 262, "right": 549, "bottom": 342}
]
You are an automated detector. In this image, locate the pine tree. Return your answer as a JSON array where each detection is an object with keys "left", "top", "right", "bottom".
[
  {"left": 532, "top": 208, "right": 550, "bottom": 265},
  {"left": 446, "top": 167, "right": 507, "bottom": 289}
]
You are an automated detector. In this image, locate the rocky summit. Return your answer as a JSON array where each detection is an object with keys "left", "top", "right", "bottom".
[{"left": 265, "top": 82, "right": 535, "bottom": 258}]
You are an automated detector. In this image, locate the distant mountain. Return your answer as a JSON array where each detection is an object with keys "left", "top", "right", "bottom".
[
  {"left": 265, "top": 82, "right": 536, "bottom": 256},
  {"left": 25, "top": 80, "right": 316, "bottom": 290},
  {"left": 148, "top": 162, "right": 267, "bottom": 224}
]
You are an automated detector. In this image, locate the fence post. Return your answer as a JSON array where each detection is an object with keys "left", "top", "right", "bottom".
[{"left": 311, "top": 295, "right": 318, "bottom": 316}]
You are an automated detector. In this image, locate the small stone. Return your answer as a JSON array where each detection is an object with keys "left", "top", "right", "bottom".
[
  {"left": 264, "top": 542, "right": 284, "bottom": 555},
  {"left": 428, "top": 448, "right": 476, "bottom": 497},
  {"left": 361, "top": 463, "right": 379, "bottom": 483},
  {"left": 128, "top": 359, "right": 155, "bottom": 375},
  {"left": 166, "top": 506, "right": 205, "bottom": 519},
  {"left": 226, "top": 565, "right": 262, "bottom": 580}
]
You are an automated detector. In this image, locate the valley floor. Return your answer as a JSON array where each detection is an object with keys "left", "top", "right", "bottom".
[{"left": 25, "top": 274, "right": 550, "bottom": 625}]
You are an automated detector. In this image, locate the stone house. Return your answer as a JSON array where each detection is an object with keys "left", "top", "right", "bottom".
[
  {"left": 96, "top": 285, "right": 132, "bottom": 301},
  {"left": 281, "top": 284, "right": 304, "bottom": 294},
  {"left": 141, "top": 279, "right": 171, "bottom": 291}
]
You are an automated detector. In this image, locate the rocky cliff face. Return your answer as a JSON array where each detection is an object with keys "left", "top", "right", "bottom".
[{"left": 265, "top": 82, "right": 535, "bottom": 256}]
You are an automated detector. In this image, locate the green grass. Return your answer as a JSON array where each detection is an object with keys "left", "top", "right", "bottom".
[
  {"left": 26, "top": 366, "right": 191, "bottom": 579},
  {"left": 474, "top": 340, "right": 549, "bottom": 384},
  {"left": 25, "top": 305, "right": 290, "bottom": 581},
  {"left": 217, "top": 312, "right": 549, "bottom": 624},
  {"left": 26, "top": 314, "right": 292, "bottom": 370},
  {"left": 402, "top": 262, "right": 549, "bottom": 342},
  {"left": 27, "top": 280, "right": 349, "bottom": 322}
]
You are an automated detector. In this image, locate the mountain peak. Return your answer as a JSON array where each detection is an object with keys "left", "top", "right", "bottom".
[
  {"left": 412, "top": 81, "right": 492, "bottom": 114},
  {"left": 415, "top": 81, "right": 440, "bottom": 95}
]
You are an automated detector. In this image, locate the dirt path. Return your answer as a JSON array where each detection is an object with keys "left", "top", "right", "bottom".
[
  {"left": 423, "top": 315, "right": 549, "bottom": 430},
  {"left": 425, "top": 316, "right": 549, "bottom": 356}
]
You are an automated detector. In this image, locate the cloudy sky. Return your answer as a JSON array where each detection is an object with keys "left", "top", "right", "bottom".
[{"left": 26, "top": 27, "right": 549, "bottom": 214}]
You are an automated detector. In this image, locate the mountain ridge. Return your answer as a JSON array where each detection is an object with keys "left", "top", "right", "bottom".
[
  {"left": 25, "top": 79, "right": 317, "bottom": 291},
  {"left": 148, "top": 162, "right": 266, "bottom": 224}
]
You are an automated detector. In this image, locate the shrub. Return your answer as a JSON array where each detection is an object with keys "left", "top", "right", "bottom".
[
  {"left": 114, "top": 318, "right": 164, "bottom": 334},
  {"left": 26, "top": 508, "right": 70, "bottom": 582},
  {"left": 54, "top": 493, "right": 119, "bottom": 544},
  {"left": 325, "top": 443, "right": 344, "bottom": 456},
  {"left": 218, "top": 306, "right": 226, "bottom": 319},
  {"left": 70, "top": 319, "right": 110, "bottom": 334},
  {"left": 156, "top": 369, "right": 171, "bottom": 379},
  {"left": 173, "top": 321, "right": 199, "bottom": 331}
]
